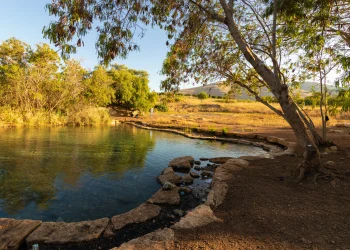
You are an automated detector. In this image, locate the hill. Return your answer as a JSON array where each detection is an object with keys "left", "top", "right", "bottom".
[{"left": 178, "top": 81, "right": 336, "bottom": 100}]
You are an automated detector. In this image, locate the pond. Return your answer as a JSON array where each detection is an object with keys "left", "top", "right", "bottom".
[{"left": 0, "top": 124, "right": 268, "bottom": 222}]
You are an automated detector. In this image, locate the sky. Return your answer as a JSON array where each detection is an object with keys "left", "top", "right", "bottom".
[{"left": 0, "top": 0, "right": 173, "bottom": 92}]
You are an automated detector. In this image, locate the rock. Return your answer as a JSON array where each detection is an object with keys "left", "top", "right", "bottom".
[
  {"left": 179, "top": 186, "right": 192, "bottom": 194},
  {"left": 104, "top": 203, "right": 161, "bottom": 238},
  {"left": 0, "top": 218, "right": 41, "bottom": 250},
  {"left": 324, "top": 161, "right": 337, "bottom": 169},
  {"left": 182, "top": 174, "right": 194, "bottom": 184},
  {"left": 168, "top": 156, "right": 194, "bottom": 171},
  {"left": 172, "top": 205, "right": 223, "bottom": 230},
  {"left": 114, "top": 228, "right": 175, "bottom": 250},
  {"left": 194, "top": 160, "right": 201, "bottom": 165},
  {"left": 110, "top": 203, "right": 161, "bottom": 232},
  {"left": 209, "top": 157, "right": 233, "bottom": 164},
  {"left": 162, "top": 182, "right": 176, "bottom": 190},
  {"left": 226, "top": 158, "right": 249, "bottom": 167},
  {"left": 174, "top": 209, "right": 184, "bottom": 217},
  {"left": 189, "top": 171, "right": 200, "bottom": 178},
  {"left": 330, "top": 146, "right": 337, "bottom": 151},
  {"left": 205, "top": 158, "right": 245, "bottom": 208},
  {"left": 301, "top": 238, "right": 312, "bottom": 244},
  {"left": 161, "top": 167, "right": 174, "bottom": 175},
  {"left": 203, "top": 164, "right": 216, "bottom": 172},
  {"left": 201, "top": 170, "right": 213, "bottom": 178},
  {"left": 148, "top": 187, "right": 180, "bottom": 205},
  {"left": 26, "top": 218, "right": 108, "bottom": 247},
  {"left": 194, "top": 165, "right": 202, "bottom": 171},
  {"left": 156, "top": 172, "right": 182, "bottom": 185},
  {"left": 199, "top": 158, "right": 209, "bottom": 161}
]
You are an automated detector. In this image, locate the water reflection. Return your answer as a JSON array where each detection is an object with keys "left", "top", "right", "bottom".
[{"left": 0, "top": 124, "right": 266, "bottom": 221}]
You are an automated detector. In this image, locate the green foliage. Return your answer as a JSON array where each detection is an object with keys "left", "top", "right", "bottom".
[
  {"left": 261, "top": 96, "right": 278, "bottom": 103},
  {"left": 197, "top": 92, "right": 209, "bottom": 101},
  {"left": 68, "top": 107, "right": 110, "bottom": 126},
  {"left": 154, "top": 103, "right": 168, "bottom": 112},
  {"left": 0, "top": 38, "right": 153, "bottom": 125},
  {"left": 110, "top": 64, "right": 157, "bottom": 112},
  {"left": 222, "top": 127, "right": 228, "bottom": 136},
  {"left": 208, "top": 126, "right": 216, "bottom": 134}
]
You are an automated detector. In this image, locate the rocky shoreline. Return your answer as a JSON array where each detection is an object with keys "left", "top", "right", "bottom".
[{"left": 0, "top": 123, "right": 298, "bottom": 250}]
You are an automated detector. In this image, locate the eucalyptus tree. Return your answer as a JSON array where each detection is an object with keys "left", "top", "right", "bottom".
[{"left": 44, "top": 0, "right": 333, "bottom": 180}]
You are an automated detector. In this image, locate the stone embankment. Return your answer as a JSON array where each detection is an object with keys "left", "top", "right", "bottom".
[{"left": 0, "top": 123, "right": 298, "bottom": 250}]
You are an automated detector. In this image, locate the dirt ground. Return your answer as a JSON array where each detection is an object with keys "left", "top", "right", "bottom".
[
  {"left": 172, "top": 130, "right": 350, "bottom": 250},
  {"left": 111, "top": 105, "right": 350, "bottom": 250}
]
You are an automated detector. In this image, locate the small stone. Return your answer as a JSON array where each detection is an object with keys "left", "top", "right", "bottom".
[
  {"left": 179, "top": 186, "right": 192, "bottom": 194},
  {"left": 156, "top": 172, "right": 182, "bottom": 185},
  {"left": 162, "top": 182, "right": 176, "bottom": 190},
  {"left": 174, "top": 209, "right": 184, "bottom": 217},
  {"left": 148, "top": 187, "right": 180, "bottom": 205},
  {"left": 194, "top": 165, "right": 202, "bottom": 171},
  {"left": 182, "top": 174, "right": 194, "bottom": 184},
  {"left": 324, "top": 161, "right": 337, "bottom": 169},
  {"left": 301, "top": 238, "right": 312, "bottom": 244},
  {"left": 330, "top": 146, "right": 337, "bottom": 151},
  {"left": 190, "top": 171, "right": 200, "bottom": 178},
  {"left": 194, "top": 160, "right": 201, "bottom": 165},
  {"left": 161, "top": 167, "right": 174, "bottom": 175},
  {"left": 201, "top": 170, "right": 213, "bottom": 177},
  {"left": 169, "top": 156, "right": 194, "bottom": 171},
  {"left": 209, "top": 157, "right": 233, "bottom": 164}
]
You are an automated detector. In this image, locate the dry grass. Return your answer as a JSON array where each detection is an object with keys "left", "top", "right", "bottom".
[{"left": 114, "top": 96, "right": 350, "bottom": 133}]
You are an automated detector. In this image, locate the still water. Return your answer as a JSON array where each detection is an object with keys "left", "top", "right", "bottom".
[{"left": 0, "top": 124, "right": 267, "bottom": 222}]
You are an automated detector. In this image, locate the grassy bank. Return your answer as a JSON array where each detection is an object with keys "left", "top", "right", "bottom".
[
  {"left": 114, "top": 96, "right": 350, "bottom": 133},
  {"left": 0, "top": 107, "right": 111, "bottom": 127}
]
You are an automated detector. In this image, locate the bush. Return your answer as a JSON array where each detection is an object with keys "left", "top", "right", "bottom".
[
  {"left": 222, "top": 127, "right": 228, "bottom": 136},
  {"left": 208, "top": 126, "right": 216, "bottom": 133},
  {"left": 154, "top": 103, "right": 168, "bottom": 112},
  {"left": 197, "top": 92, "right": 209, "bottom": 101},
  {"left": 68, "top": 107, "right": 110, "bottom": 126}
]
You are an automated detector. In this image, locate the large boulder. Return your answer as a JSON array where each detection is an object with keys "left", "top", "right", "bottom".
[
  {"left": 156, "top": 172, "right": 182, "bottom": 185},
  {"left": 168, "top": 156, "right": 194, "bottom": 171},
  {"left": 161, "top": 167, "right": 174, "bottom": 175},
  {"left": 114, "top": 228, "right": 175, "bottom": 250},
  {"left": 209, "top": 157, "right": 233, "bottom": 164},
  {"left": 110, "top": 203, "right": 161, "bottom": 231},
  {"left": 0, "top": 218, "right": 41, "bottom": 250},
  {"left": 182, "top": 174, "right": 194, "bottom": 184},
  {"left": 148, "top": 187, "right": 180, "bottom": 205},
  {"left": 172, "top": 205, "right": 222, "bottom": 230},
  {"left": 26, "top": 218, "right": 109, "bottom": 247}
]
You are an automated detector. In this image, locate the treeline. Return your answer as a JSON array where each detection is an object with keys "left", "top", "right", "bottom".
[{"left": 0, "top": 38, "right": 157, "bottom": 125}]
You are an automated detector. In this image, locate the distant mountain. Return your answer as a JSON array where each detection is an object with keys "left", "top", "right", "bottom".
[{"left": 178, "top": 81, "right": 337, "bottom": 100}]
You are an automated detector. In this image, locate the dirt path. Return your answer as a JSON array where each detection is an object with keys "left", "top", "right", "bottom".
[{"left": 173, "top": 150, "right": 350, "bottom": 250}]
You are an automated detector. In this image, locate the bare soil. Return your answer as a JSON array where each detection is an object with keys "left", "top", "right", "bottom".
[
  {"left": 173, "top": 130, "right": 350, "bottom": 250},
  {"left": 111, "top": 106, "right": 350, "bottom": 249}
]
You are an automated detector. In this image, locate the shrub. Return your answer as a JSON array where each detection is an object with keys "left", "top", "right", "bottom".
[
  {"left": 208, "top": 126, "right": 216, "bottom": 133},
  {"left": 68, "top": 107, "right": 110, "bottom": 126},
  {"left": 222, "top": 127, "right": 228, "bottom": 136},
  {"left": 154, "top": 103, "right": 168, "bottom": 112},
  {"left": 197, "top": 92, "right": 209, "bottom": 101}
]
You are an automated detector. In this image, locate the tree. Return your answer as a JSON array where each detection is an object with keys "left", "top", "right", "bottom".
[
  {"left": 110, "top": 64, "right": 157, "bottom": 112},
  {"left": 43, "top": 0, "right": 341, "bottom": 179}
]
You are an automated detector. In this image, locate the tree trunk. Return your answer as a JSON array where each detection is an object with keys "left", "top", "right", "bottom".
[{"left": 218, "top": 0, "right": 321, "bottom": 177}]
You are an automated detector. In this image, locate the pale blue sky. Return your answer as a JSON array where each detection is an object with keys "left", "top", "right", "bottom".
[{"left": 0, "top": 0, "right": 175, "bottom": 91}]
